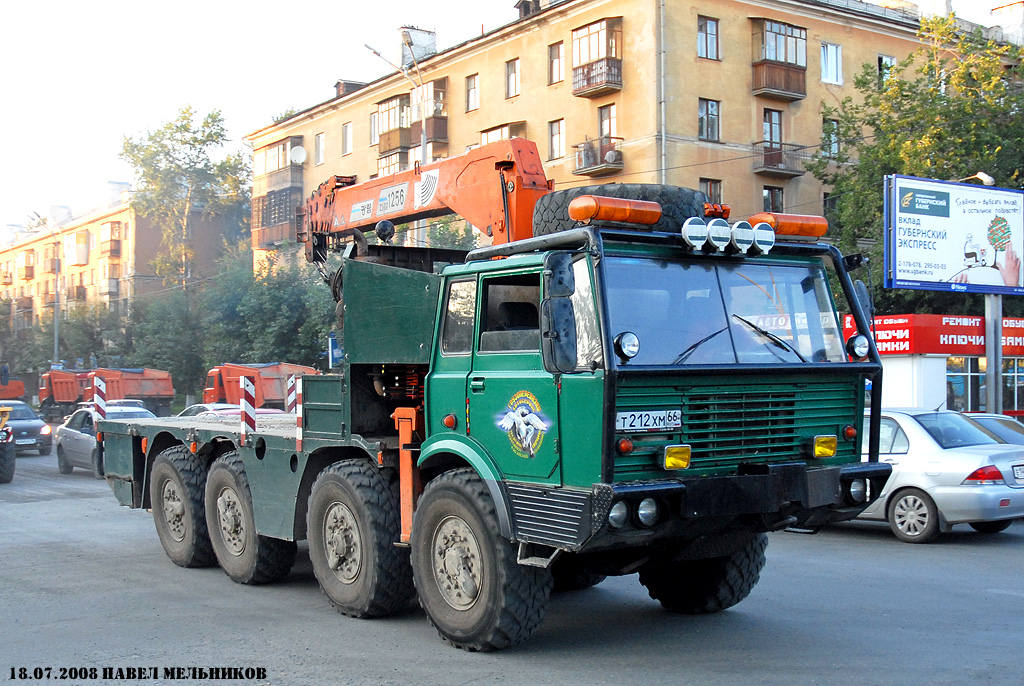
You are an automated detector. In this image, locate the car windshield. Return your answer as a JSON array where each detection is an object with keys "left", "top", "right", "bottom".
[
  {"left": 8, "top": 406, "right": 38, "bottom": 420},
  {"left": 912, "top": 412, "right": 1002, "bottom": 449},
  {"left": 602, "top": 256, "right": 846, "bottom": 365}
]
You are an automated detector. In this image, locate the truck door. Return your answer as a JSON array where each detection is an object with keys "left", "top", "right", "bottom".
[
  {"left": 427, "top": 277, "right": 478, "bottom": 439},
  {"left": 468, "top": 270, "right": 560, "bottom": 483}
]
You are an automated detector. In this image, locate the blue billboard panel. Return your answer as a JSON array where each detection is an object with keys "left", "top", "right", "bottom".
[{"left": 884, "top": 175, "right": 1024, "bottom": 295}]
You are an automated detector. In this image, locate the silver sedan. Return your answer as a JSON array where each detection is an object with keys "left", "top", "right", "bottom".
[{"left": 859, "top": 409, "right": 1024, "bottom": 543}]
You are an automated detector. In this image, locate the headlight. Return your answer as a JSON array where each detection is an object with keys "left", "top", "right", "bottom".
[
  {"left": 847, "top": 479, "right": 867, "bottom": 504},
  {"left": 608, "top": 501, "right": 629, "bottom": 529},
  {"left": 846, "top": 334, "right": 870, "bottom": 359},
  {"left": 40, "top": 424, "right": 52, "bottom": 436},
  {"left": 614, "top": 332, "right": 640, "bottom": 360},
  {"left": 637, "top": 498, "right": 659, "bottom": 526}
]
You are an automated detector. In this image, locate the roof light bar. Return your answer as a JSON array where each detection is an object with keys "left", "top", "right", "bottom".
[
  {"left": 703, "top": 202, "right": 731, "bottom": 219},
  {"left": 747, "top": 212, "right": 828, "bottom": 240},
  {"left": 568, "top": 195, "right": 663, "bottom": 225}
]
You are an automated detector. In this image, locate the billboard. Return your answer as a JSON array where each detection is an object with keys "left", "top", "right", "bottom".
[{"left": 884, "top": 175, "right": 1024, "bottom": 295}]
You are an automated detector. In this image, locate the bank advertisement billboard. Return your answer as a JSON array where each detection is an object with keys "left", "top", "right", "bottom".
[{"left": 884, "top": 175, "right": 1024, "bottom": 295}]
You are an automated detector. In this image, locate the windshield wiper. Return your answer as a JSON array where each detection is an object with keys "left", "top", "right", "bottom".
[
  {"left": 731, "top": 314, "right": 808, "bottom": 362},
  {"left": 673, "top": 326, "right": 729, "bottom": 364}
]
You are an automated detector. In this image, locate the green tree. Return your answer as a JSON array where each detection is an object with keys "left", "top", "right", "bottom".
[
  {"left": 121, "top": 106, "right": 250, "bottom": 287},
  {"left": 807, "top": 16, "right": 1024, "bottom": 314},
  {"left": 128, "top": 291, "right": 207, "bottom": 397},
  {"left": 425, "top": 216, "right": 478, "bottom": 250}
]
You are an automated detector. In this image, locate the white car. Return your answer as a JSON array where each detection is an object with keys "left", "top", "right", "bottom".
[
  {"left": 859, "top": 409, "right": 1024, "bottom": 543},
  {"left": 56, "top": 405, "right": 155, "bottom": 478}
]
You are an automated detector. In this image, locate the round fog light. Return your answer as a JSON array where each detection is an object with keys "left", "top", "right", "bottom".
[
  {"left": 608, "top": 501, "right": 629, "bottom": 529},
  {"left": 847, "top": 479, "right": 867, "bottom": 504},
  {"left": 637, "top": 498, "right": 659, "bottom": 526}
]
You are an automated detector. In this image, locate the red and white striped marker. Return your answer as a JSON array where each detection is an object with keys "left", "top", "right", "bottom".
[
  {"left": 93, "top": 376, "right": 107, "bottom": 420},
  {"left": 286, "top": 374, "right": 297, "bottom": 413},
  {"left": 295, "top": 377, "right": 303, "bottom": 452},
  {"left": 240, "top": 375, "right": 256, "bottom": 444}
]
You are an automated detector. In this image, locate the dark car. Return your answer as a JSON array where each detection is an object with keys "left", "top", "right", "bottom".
[
  {"left": 56, "top": 405, "right": 155, "bottom": 478},
  {"left": 4, "top": 400, "right": 52, "bottom": 456}
]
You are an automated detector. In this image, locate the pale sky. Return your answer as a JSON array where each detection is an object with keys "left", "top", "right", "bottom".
[{"left": 0, "top": 0, "right": 518, "bottom": 232}]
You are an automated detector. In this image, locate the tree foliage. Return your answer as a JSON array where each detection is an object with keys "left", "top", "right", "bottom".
[
  {"left": 807, "top": 16, "right": 1024, "bottom": 314},
  {"left": 121, "top": 106, "right": 250, "bottom": 287}
]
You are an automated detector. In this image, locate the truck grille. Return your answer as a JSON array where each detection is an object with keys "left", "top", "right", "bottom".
[{"left": 614, "top": 378, "right": 861, "bottom": 481}]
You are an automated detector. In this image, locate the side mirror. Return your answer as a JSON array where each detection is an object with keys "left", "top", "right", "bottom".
[
  {"left": 541, "top": 298, "right": 577, "bottom": 373},
  {"left": 854, "top": 279, "right": 874, "bottom": 320},
  {"left": 543, "top": 252, "right": 575, "bottom": 298}
]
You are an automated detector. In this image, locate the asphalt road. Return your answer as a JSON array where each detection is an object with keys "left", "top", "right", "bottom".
[{"left": 2, "top": 448, "right": 1022, "bottom": 685}]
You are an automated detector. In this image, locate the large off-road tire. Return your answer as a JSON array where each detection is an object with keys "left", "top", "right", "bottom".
[
  {"left": 0, "top": 443, "right": 14, "bottom": 484},
  {"left": 150, "top": 446, "right": 216, "bottom": 567},
  {"left": 888, "top": 488, "right": 939, "bottom": 544},
  {"left": 638, "top": 533, "right": 768, "bottom": 614},
  {"left": 411, "top": 468, "right": 553, "bottom": 651},
  {"left": 551, "top": 554, "right": 606, "bottom": 592},
  {"left": 532, "top": 183, "right": 708, "bottom": 236},
  {"left": 205, "top": 451, "right": 296, "bottom": 584},
  {"left": 57, "top": 446, "right": 73, "bottom": 474},
  {"left": 307, "top": 460, "right": 415, "bottom": 618}
]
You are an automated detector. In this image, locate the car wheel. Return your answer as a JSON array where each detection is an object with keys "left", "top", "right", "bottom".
[
  {"left": 57, "top": 446, "right": 73, "bottom": 474},
  {"left": 90, "top": 448, "right": 104, "bottom": 480},
  {"left": 969, "top": 520, "right": 1013, "bottom": 534},
  {"left": 888, "top": 488, "right": 940, "bottom": 543}
]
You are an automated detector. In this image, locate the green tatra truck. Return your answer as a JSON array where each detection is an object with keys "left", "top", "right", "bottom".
[{"left": 99, "top": 139, "right": 889, "bottom": 651}]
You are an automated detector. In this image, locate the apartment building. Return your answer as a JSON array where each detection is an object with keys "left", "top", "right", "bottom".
[{"left": 245, "top": 0, "right": 1004, "bottom": 263}]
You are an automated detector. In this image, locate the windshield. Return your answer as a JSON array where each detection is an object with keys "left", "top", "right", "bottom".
[
  {"left": 8, "top": 406, "right": 38, "bottom": 420},
  {"left": 913, "top": 412, "right": 1001, "bottom": 449},
  {"left": 603, "top": 256, "right": 846, "bottom": 365}
]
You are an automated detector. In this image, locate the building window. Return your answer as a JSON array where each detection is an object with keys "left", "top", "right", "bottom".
[
  {"left": 697, "top": 16, "right": 719, "bottom": 60},
  {"left": 823, "top": 192, "right": 839, "bottom": 226},
  {"left": 821, "top": 42, "right": 843, "bottom": 84},
  {"left": 878, "top": 54, "right": 896, "bottom": 80},
  {"left": 763, "top": 186, "right": 784, "bottom": 212},
  {"left": 370, "top": 112, "right": 379, "bottom": 145},
  {"left": 253, "top": 139, "right": 295, "bottom": 178},
  {"left": 481, "top": 124, "right": 511, "bottom": 146},
  {"left": 598, "top": 104, "right": 617, "bottom": 138},
  {"left": 700, "top": 178, "right": 722, "bottom": 204},
  {"left": 572, "top": 19, "right": 621, "bottom": 66},
  {"left": 763, "top": 21, "right": 806, "bottom": 67},
  {"left": 341, "top": 122, "right": 352, "bottom": 156},
  {"left": 549, "top": 42, "right": 564, "bottom": 84},
  {"left": 377, "top": 152, "right": 407, "bottom": 176},
  {"left": 377, "top": 96, "right": 409, "bottom": 133},
  {"left": 506, "top": 59, "right": 520, "bottom": 98},
  {"left": 822, "top": 118, "right": 840, "bottom": 157},
  {"left": 763, "top": 109, "right": 782, "bottom": 146},
  {"left": 548, "top": 119, "right": 565, "bottom": 159},
  {"left": 315, "top": 133, "right": 326, "bottom": 165},
  {"left": 698, "top": 99, "right": 720, "bottom": 141},
  {"left": 466, "top": 74, "right": 479, "bottom": 111},
  {"left": 409, "top": 143, "right": 435, "bottom": 164}
]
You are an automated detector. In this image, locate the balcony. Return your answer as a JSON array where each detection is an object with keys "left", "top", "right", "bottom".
[
  {"left": 572, "top": 57, "right": 623, "bottom": 97},
  {"left": 42, "top": 258, "right": 59, "bottom": 274},
  {"left": 378, "top": 127, "right": 412, "bottom": 155},
  {"left": 573, "top": 136, "right": 624, "bottom": 177},
  {"left": 99, "top": 279, "right": 119, "bottom": 297},
  {"left": 252, "top": 223, "right": 293, "bottom": 250},
  {"left": 66, "top": 286, "right": 87, "bottom": 302},
  {"left": 16, "top": 296, "right": 32, "bottom": 311},
  {"left": 410, "top": 116, "right": 448, "bottom": 145},
  {"left": 101, "top": 239, "right": 121, "bottom": 258},
  {"left": 17, "top": 266, "right": 34, "bottom": 280},
  {"left": 42, "top": 292, "right": 56, "bottom": 306},
  {"left": 1, "top": 273, "right": 11, "bottom": 286},
  {"left": 751, "top": 61, "right": 806, "bottom": 101},
  {"left": 752, "top": 141, "right": 810, "bottom": 178}
]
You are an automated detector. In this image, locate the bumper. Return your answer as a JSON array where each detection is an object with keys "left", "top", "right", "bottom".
[
  {"left": 503, "top": 461, "right": 892, "bottom": 553},
  {"left": 14, "top": 437, "right": 51, "bottom": 453},
  {"left": 928, "top": 485, "right": 1024, "bottom": 524}
]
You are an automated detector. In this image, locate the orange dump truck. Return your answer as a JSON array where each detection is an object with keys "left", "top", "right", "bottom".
[
  {"left": 0, "top": 378, "right": 27, "bottom": 402},
  {"left": 39, "top": 370, "right": 93, "bottom": 421},
  {"left": 203, "top": 363, "right": 318, "bottom": 409},
  {"left": 82, "top": 368, "right": 175, "bottom": 416}
]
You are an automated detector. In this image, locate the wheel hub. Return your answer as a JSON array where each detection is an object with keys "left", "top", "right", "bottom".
[
  {"left": 160, "top": 480, "right": 187, "bottom": 542},
  {"left": 432, "top": 515, "right": 481, "bottom": 610},
  {"left": 324, "top": 502, "right": 361, "bottom": 583},
  {"left": 216, "top": 487, "right": 246, "bottom": 556},
  {"left": 894, "top": 495, "right": 928, "bottom": 536}
]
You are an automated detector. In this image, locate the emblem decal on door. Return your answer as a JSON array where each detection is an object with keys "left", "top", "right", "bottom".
[{"left": 497, "top": 390, "right": 549, "bottom": 459}]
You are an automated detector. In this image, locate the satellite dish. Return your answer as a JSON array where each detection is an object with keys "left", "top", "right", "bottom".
[{"left": 290, "top": 146, "right": 307, "bottom": 164}]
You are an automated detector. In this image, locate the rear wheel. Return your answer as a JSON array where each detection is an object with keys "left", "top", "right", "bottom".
[
  {"left": 205, "top": 451, "right": 296, "bottom": 584},
  {"left": 57, "top": 446, "right": 73, "bottom": 474},
  {"left": 411, "top": 469, "right": 552, "bottom": 651},
  {"left": 969, "top": 520, "right": 1013, "bottom": 534},
  {"left": 532, "top": 183, "right": 707, "bottom": 236},
  {"left": 0, "top": 443, "right": 14, "bottom": 484},
  {"left": 90, "top": 447, "right": 104, "bottom": 480},
  {"left": 638, "top": 534, "right": 768, "bottom": 614},
  {"left": 551, "top": 554, "right": 606, "bottom": 592},
  {"left": 150, "top": 446, "right": 215, "bottom": 567},
  {"left": 307, "top": 460, "right": 414, "bottom": 617},
  {"left": 888, "top": 488, "right": 939, "bottom": 543}
]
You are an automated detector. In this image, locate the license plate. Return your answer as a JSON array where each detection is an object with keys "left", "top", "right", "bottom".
[
  {"left": 15, "top": 439, "right": 34, "bottom": 445},
  {"left": 1014, "top": 465, "right": 1024, "bottom": 480},
  {"left": 616, "top": 410, "right": 681, "bottom": 432}
]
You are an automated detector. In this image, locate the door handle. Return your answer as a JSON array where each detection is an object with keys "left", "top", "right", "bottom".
[{"left": 470, "top": 377, "right": 485, "bottom": 392}]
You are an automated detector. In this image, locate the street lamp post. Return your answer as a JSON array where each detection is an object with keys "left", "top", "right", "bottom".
[{"left": 51, "top": 233, "right": 60, "bottom": 370}]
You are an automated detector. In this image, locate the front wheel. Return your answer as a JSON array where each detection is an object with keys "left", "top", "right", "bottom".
[
  {"left": 306, "top": 460, "right": 414, "bottom": 617},
  {"left": 888, "top": 488, "right": 939, "bottom": 543},
  {"left": 969, "top": 520, "right": 1013, "bottom": 534},
  {"left": 57, "top": 446, "right": 73, "bottom": 474},
  {"left": 205, "top": 452, "right": 296, "bottom": 584},
  {"left": 410, "top": 469, "right": 552, "bottom": 651},
  {"left": 638, "top": 534, "right": 768, "bottom": 614},
  {"left": 0, "top": 443, "right": 14, "bottom": 484}
]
